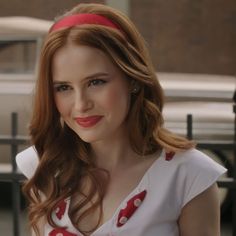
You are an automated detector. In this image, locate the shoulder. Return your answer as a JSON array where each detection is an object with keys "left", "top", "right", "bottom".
[
  {"left": 171, "top": 148, "right": 226, "bottom": 207},
  {"left": 157, "top": 148, "right": 226, "bottom": 175},
  {"left": 16, "top": 146, "right": 39, "bottom": 179},
  {"left": 173, "top": 148, "right": 226, "bottom": 174}
]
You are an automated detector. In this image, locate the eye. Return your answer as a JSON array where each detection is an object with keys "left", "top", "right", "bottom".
[
  {"left": 88, "top": 79, "right": 107, "bottom": 87},
  {"left": 54, "top": 84, "right": 72, "bottom": 92}
]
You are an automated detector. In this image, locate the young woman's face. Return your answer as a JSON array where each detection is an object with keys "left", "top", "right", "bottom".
[{"left": 52, "top": 44, "right": 131, "bottom": 143}]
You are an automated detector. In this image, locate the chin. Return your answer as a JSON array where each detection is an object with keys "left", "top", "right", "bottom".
[
  {"left": 79, "top": 136, "right": 98, "bottom": 143},
  {"left": 78, "top": 132, "right": 112, "bottom": 144},
  {"left": 75, "top": 132, "right": 101, "bottom": 143}
]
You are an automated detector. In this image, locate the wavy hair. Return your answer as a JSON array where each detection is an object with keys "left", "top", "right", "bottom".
[{"left": 23, "top": 3, "right": 194, "bottom": 235}]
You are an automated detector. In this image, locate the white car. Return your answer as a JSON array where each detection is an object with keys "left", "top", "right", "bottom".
[
  {"left": 0, "top": 17, "right": 52, "bottom": 169},
  {"left": 160, "top": 72, "right": 235, "bottom": 142}
]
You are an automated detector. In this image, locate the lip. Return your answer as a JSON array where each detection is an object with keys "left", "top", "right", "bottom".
[{"left": 74, "top": 115, "right": 103, "bottom": 128}]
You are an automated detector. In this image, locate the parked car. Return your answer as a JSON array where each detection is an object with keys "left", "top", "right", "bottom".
[
  {"left": 0, "top": 16, "right": 52, "bottom": 169},
  {"left": 160, "top": 72, "right": 234, "bottom": 141}
]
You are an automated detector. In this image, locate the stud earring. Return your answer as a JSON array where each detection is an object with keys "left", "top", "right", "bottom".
[
  {"left": 132, "top": 87, "right": 139, "bottom": 93},
  {"left": 131, "top": 80, "right": 140, "bottom": 94}
]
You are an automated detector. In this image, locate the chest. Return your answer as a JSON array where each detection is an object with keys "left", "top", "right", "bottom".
[
  {"left": 46, "top": 154, "right": 184, "bottom": 236},
  {"left": 69, "top": 160, "right": 157, "bottom": 233},
  {"left": 48, "top": 172, "right": 180, "bottom": 236},
  {"left": 102, "top": 170, "right": 146, "bottom": 221}
]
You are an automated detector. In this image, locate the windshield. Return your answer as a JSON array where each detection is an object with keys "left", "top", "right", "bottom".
[{"left": 0, "top": 40, "right": 37, "bottom": 73}]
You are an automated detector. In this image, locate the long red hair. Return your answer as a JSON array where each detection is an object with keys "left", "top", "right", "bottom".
[{"left": 23, "top": 3, "right": 194, "bottom": 235}]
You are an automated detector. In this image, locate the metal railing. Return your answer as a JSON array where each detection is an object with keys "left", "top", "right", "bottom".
[
  {"left": 187, "top": 113, "right": 236, "bottom": 236},
  {"left": 0, "top": 108, "right": 236, "bottom": 236},
  {"left": 0, "top": 113, "right": 28, "bottom": 236}
]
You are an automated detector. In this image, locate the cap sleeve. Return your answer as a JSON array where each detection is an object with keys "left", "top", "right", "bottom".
[
  {"left": 180, "top": 149, "right": 227, "bottom": 207},
  {"left": 16, "top": 146, "right": 39, "bottom": 179}
]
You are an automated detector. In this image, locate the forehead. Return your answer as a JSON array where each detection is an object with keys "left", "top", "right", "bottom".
[{"left": 52, "top": 44, "right": 119, "bottom": 80}]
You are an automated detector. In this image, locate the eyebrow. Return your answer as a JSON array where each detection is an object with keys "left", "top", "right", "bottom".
[{"left": 53, "top": 72, "right": 110, "bottom": 84}]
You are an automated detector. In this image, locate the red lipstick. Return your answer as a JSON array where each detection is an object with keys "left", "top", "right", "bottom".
[{"left": 75, "top": 116, "right": 103, "bottom": 128}]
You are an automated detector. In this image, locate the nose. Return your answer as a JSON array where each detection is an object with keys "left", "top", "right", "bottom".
[{"left": 73, "top": 90, "right": 92, "bottom": 113}]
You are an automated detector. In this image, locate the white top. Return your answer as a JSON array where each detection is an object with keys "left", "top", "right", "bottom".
[{"left": 16, "top": 147, "right": 226, "bottom": 236}]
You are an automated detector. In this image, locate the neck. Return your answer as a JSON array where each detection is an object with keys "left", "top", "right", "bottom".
[{"left": 90, "top": 131, "right": 138, "bottom": 172}]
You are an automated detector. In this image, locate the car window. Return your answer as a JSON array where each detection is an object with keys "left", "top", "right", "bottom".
[{"left": 0, "top": 40, "right": 37, "bottom": 74}]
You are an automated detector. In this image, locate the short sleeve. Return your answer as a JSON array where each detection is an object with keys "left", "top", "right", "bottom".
[
  {"left": 16, "top": 146, "right": 39, "bottom": 179},
  {"left": 180, "top": 149, "right": 227, "bottom": 207}
]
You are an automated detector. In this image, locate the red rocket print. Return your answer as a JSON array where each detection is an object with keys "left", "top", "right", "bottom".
[
  {"left": 49, "top": 228, "right": 77, "bottom": 236},
  {"left": 165, "top": 151, "right": 175, "bottom": 161},
  {"left": 55, "top": 199, "right": 67, "bottom": 220},
  {"left": 117, "top": 190, "right": 147, "bottom": 227}
]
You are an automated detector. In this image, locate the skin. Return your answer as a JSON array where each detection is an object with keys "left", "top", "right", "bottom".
[
  {"left": 52, "top": 43, "right": 131, "bottom": 146},
  {"left": 178, "top": 183, "right": 221, "bottom": 236},
  {"left": 51, "top": 43, "right": 221, "bottom": 235}
]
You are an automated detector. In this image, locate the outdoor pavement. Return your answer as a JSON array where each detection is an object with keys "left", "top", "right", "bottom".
[{"left": 0, "top": 207, "right": 233, "bottom": 236}]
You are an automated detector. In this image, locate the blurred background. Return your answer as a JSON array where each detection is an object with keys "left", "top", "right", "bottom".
[
  {"left": 0, "top": 0, "right": 235, "bottom": 235},
  {"left": 0, "top": 0, "right": 235, "bottom": 74}
]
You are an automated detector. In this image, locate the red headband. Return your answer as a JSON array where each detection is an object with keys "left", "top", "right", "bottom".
[{"left": 50, "top": 13, "right": 120, "bottom": 33}]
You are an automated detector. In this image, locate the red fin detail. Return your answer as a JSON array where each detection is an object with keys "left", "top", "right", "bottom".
[
  {"left": 55, "top": 199, "right": 67, "bottom": 220},
  {"left": 49, "top": 228, "right": 77, "bottom": 236},
  {"left": 165, "top": 152, "right": 175, "bottom": 161},
  {"left": 117, "top": 190, "right": 147, "bottom": 227}
]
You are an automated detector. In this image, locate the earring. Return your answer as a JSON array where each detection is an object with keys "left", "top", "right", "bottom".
[
  {"left": 131, "top": 80, "right": 140, "bottom": 94},
  {"left": 132, "top": 87, "right": 139, "bottom": 93},
  {"left": 60, "top": 117, "right": 65, "bottom": 128}
]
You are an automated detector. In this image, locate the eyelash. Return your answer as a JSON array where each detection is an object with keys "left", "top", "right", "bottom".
[
  {"left": 54, "top": 84, "right": 71, "bottom": 92},
  {"left": 88, "top": 79, "right": 107, "bottom": 87},
  {"left": 54, "top": 79, "right": 107, "bottom": 93}
]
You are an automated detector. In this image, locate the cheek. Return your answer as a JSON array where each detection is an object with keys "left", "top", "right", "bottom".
[
  {"left": 99, "top": 85, "right": 130, "bottom": 112},
  {"left": 54, "top": 95, "right": 71, "bottom": 117}
]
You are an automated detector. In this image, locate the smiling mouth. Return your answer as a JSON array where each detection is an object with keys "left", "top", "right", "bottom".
[{"left": 75, "top": 116, "right": 103, "bottom": 128}]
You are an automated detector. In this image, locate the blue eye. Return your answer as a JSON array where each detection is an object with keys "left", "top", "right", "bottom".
[
  {"left": 54, "top": 84, "right": 72, "bottom": 92},
  {"left": 88, "top": 79, "right": 106, "bottom": 87}
]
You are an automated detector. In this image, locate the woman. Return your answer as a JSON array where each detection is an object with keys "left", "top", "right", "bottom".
[{"left": 16, "top": 3, "right": 226, "bottom": 236}]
